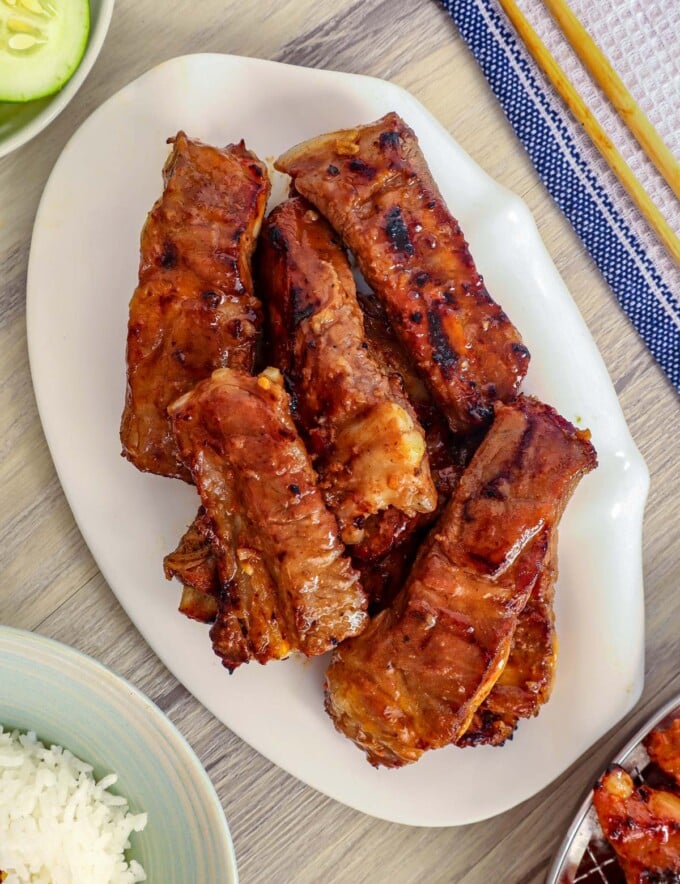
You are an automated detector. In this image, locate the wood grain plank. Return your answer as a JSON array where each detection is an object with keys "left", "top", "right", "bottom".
[{"left": 1, "top": 1, "right": 678, "bottom": 882}]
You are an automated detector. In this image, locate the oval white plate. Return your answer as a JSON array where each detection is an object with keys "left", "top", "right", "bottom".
[{"left": 26, "top": 54, "right": 649, "bottom": 827}]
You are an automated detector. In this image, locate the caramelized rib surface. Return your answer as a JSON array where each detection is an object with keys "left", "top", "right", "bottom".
[
  {"left": 353, "top": 525, "right": 426, "bottom": 615},
  {"left": 458, "top": 535, "right": 558, "bottom": 746},
  {"left": 593, "top": 765, "right": 680, "bottom": 884},
  {"left": 163, "top": 507, "right": 219, "bottom": 623},
  {"left": 646, "top": 719, "right": 680, "bottom": 786},
  {"left": 276, "top": 113, "right": 529, "bottom": 433},
  {"left": 358, "top": 289, "right": 476, "bottom": 502},
  {"left": 258, "top": 197, "right": 436, "bottom": 545},
  {"left": 169, "top": 367, "right": 367, "bottom": 669},
  {"left": 325, "top": 397, "right": 596, "bottom": 767},
  {"left": 121, "top": 132, "right": 269, "bottom": 479},
  {"left": 348, "top": 290, "right": 476, "bottom": 573}
]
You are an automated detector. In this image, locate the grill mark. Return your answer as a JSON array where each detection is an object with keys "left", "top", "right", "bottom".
[
  {"left": 511, "top": 342, "right": 531, "bottom": 362},
  {"left": 426, "top": 308, "right": 458, "bottom": 374},
  {"left": 160, "top": 241, "right": 178, "bottom": 268},
  {"left": 268, "top": 225, "right": 287, "bottom": 252},
  {"left": 348, "top": 158, "right": 376, "bottom": 179},
  {"left": 290, "top": 285, "right": 316, "bottom": 328},
  {"left": 379, "top": 130, "right": 401, "bottom": 149},
  {"left": 202, "top": 290, "right": 221, "bottom": 308},
  {"left": 384, "top": 206, "right": 414, "bottom": 256},
  {"left": 517, "top": 420, "right": 536, "bottom": 469},
  {"left": 228, "top": 319, "right": 243, "bottom": 340},
  {"left": 469, "top": 403, "right": 494, "bottom": 424}
]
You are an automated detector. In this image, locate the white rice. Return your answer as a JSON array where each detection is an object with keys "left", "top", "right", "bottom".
[{"left": 0, "top": 726, "right": 147, "bottom": 884}]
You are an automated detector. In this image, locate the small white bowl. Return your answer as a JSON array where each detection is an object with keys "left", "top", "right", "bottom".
[
  {"left": 0, "top": 625, "right": 238, "bottom": 882},
  {"left": 0, "top": 0, "right": 115, "bottom": 159}
]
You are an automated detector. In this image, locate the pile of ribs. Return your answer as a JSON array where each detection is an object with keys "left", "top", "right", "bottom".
[{"left": 120, "top": 114, "right": 597, "bottom": 768}]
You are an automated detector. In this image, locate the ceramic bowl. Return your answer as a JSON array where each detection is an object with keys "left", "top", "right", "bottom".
[
  {"left": 0, "top": 625, "right": 238, "bottom": 882},
  {"left": 0, "top": 0, "right": 115, "bottom": 159}
]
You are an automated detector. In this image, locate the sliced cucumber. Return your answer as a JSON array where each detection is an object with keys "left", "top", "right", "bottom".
[{"left": 0, "top": 0, "right": 90, "bottom": 102}]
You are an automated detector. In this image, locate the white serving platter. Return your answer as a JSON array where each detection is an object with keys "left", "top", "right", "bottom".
[{"left": 26, "top": 53, "right": 649, "bottom": 826}]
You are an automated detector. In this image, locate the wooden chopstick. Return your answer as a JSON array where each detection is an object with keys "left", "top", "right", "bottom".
[
  {"left": 542, "top": 0, "right": 680, "bottom": 201},
  {"left": 496, "top": 0, "right": 680, "bottom": 265}
]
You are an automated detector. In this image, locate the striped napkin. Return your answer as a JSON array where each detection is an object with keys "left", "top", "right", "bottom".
[{"left": 439, "top": 0, "right": 680, "bottom": 392}]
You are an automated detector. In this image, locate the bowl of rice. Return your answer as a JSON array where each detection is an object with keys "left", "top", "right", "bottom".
[{"left": 0, "top": 626, "right": 238, "bottom": 883}]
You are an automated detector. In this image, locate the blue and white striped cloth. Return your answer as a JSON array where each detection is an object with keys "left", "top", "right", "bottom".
[{"left": 439, "top": 0, "right": 680, "bottom": 392}]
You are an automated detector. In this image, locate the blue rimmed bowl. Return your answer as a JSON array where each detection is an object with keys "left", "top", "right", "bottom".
[{"left": 0, "top": 625, "right": 238, "bottom": 882}]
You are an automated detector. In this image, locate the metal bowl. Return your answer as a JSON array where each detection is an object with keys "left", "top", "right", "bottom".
[{"left": 548, "top": 692, "right": 680, "bottom": 883}]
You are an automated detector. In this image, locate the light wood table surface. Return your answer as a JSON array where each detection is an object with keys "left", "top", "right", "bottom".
[{"left": 1, "top": 1, "right": 678, "bottom": 882}]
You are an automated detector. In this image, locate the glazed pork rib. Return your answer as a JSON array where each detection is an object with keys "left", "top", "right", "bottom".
[
  {"left": 358, "top": 289, "right": 476, "bottom": 504},
  {"left": 324, "top": 397, "right": 596, "bottom": 767},
  {"left": 276, "top": 112, "right": 530, "bottom": 434},
  {"left": 458, "top": 535, "right": 558, "bottom": 746},
  {"left": 593, "top": 765, "right": 680, "bottom": 884},
  {"left": 350, "top": 289, "right": 478, "bottom": 608},
  {"left": 258, "top": 197, "right": 437, "bottom": 546},
  {"left": 169, "top": 367, "right": 368, "bottom": 669},
  {"left": 163, "top": 507, "right": 220, "bottom": 623},
  {"left": 342, "top": 299, "right": 569, "bottom": 721},
  {"left": 121, "top": 132, "right": 269, "bottom": 479},
  {"left": 386, "top": 257, "right": 552, "bottom": 747},
  {"left": 646, "top": 719, "right": 680, "bottom": 786}
]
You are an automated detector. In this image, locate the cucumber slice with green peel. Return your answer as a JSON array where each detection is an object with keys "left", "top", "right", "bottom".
[{"left": 0, "top": 0, "right": 90, "bottom": 103}]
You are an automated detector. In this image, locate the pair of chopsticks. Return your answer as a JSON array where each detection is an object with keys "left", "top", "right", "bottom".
[{"left": 497, "top": 0, "right": 680, "bottom": 265}]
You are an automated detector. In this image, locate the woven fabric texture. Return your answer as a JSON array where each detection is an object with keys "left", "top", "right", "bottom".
[{"left": 440, "top": 0, "right": 680, "bottom": 391}]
